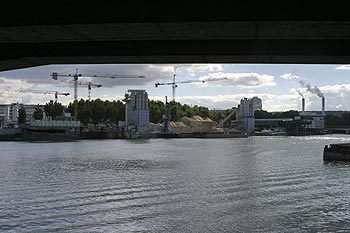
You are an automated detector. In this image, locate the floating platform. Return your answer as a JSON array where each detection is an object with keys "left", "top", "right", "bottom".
[{"left": 323, "top": 143, "right": 350, "bottom": 161}]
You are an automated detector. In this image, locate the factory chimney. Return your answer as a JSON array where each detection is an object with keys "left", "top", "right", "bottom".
[
  {"left": 322, "top": 97, "right": 325, "bottom": 115},
  {"left": 302, "top": 97, "right": 305, "bottom": 114}
]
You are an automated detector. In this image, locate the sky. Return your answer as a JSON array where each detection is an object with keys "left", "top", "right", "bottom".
[{"left": 1, "top": 63, "right": 350, "bottom": 112}]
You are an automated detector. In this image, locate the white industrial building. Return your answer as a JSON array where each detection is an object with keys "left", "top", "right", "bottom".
[
  {"left": 236, "top": 97, "right": 262, "bottom": 133},
  {"left": 122, "top": 89, "right": 150, "bottom": 138}
]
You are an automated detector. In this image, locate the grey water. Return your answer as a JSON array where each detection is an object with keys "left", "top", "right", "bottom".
[{"left": 1, "top": 136, "right": 350, "bottom": 232}]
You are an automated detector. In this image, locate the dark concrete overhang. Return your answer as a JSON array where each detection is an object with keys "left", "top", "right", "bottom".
[{"left": 1, "top": 2, "right": 350, "bottom": 71}]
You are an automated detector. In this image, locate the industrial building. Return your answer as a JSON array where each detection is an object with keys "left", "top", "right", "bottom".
[
  {"left": 235, "top": 97, "right": 262, "bottom": 134},
  {"left": 122, "top": 89, "right": 150, "bottom": 138},
  {"left": 215, "top": 96, "right": 261, "bottom": 134},
  {"left": 299, "top": 96, "right": 325, "bottom": 129}
]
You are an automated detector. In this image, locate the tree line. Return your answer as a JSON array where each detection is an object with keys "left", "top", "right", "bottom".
[
  {"left": 254, "top": 110, "right": 300, "bottom": 119},
  {"left": 27, "top": 100, "right": 350, "bottom": 128},
  {"left": 23, "top": 99, "right": 234, "bottom": 125},
  {"left": 325, "top": 113, "right": 350, "bottom": 127}
]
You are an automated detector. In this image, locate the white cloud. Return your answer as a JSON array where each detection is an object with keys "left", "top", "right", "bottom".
[
  {"left": 198, "top": 72, "right": 276, "bottom": 88},
  {"left": 0, "top": 77, "right": 33, "bottom": 91},
  {"left": 335, "top": 65, "right": 350, "bottom": 70},
  {"left": 0, "top": 77, "right": 73, "bottom": 104},
  {"left": 178, "top": 64, "right": 223, "bottom": 74},
  {"left": 280, "top": 73, "right": 299, "bottom": 80}
]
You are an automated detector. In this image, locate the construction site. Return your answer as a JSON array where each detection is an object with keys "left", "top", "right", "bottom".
[{"left": 1, "top": 69, "right": 294, "bottom": 140}]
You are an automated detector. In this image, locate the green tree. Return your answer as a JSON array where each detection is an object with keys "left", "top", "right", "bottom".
[
  {"left": 67, "top": 99, "right": 126, "bottom": 125},
  {"left": 44, "top": 100, "right": 64, "bottom": 119},
  {"left": 90, "top": 99, "right": 105, "bottom": 125},
  {"left": 209, "top": 111, "right": 223, "bottom": 123},
  {"left": 78, "top": 104, "right": 92, "bottom": 125},
  {"left": 325, "top": 114, "right": 341, "bottom": 127},
  {"left": 149, "top": 100, "right": 165, "bottom": 123},
  {"left": 32, "top": 105, "right": 44, "bottom": 120},
  {"left": 18, "top": 107, "right": 27, "bottom": 124},
  {"left": 342, "top": 112, "right": 350, "bottom": 126},
  {"left": 255, "top": 110, "right": 272, "bottom": 119},
  {"left": 281, "top": 110, "right": 299, "bottom": 118},
  {"left": 170, "top": 101, "right": 185, "bottom": 122},
  {"left": 198, "top": 106, "right": 210, "bottom": 118}
]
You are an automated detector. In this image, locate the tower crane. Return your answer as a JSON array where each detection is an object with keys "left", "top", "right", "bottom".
[
  {"left": 51, "top": 68, "right": 145, "bottom": 119},
  {"left": 79, "top": 82, "right": 102, "bottom": 101},
  {"left": 20, "top": 90, "right": 70, "bottom": 102},
  {"left": 155, "top": 74, "right": 228, "bottom": 102},
  {"left": 61, "top": 80, "right": 102, "bottom": 101}
]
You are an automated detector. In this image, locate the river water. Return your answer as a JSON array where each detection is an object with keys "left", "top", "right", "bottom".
[{"left": 1, "top": 135, "right": 350, "bottom": 232}]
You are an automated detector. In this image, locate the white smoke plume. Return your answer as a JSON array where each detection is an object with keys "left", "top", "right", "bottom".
[
  {"left": 298, "top": 79, "right": 324, "bottom": 98},
  {"left": 296, "top": 89, "right": 304, "bottom": 97},
  {"left": 282, "top": 73, "right": 324, "bottom": 98}
]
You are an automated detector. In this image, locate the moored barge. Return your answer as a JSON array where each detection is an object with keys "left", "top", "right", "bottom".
[{"left": 323, "top": 143, "right": 350, "bottom": 161}]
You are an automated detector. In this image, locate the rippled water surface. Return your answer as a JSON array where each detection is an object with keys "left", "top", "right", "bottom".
[{"left": 1, "top": 136, "right": 350, "bottom": 232}]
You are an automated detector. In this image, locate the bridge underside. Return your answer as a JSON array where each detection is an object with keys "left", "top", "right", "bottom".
[{"left": 2, "top": 2, "right": 350, "bottom": 71}]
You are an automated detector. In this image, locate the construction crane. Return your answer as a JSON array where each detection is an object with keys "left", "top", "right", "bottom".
[
  {"left": 20, "top": 90, "right": 70, "bottom": 102},
  {"left": 51, "top": 68, "right": 145, "bottom": 119},
  {"left": 61, "top": 80, "right": 102, "bottom": 100},
  {"left": 79, "top": 82, "right": 102, "bottom": 101},
  {"left": 155, "top": 74, "right": 228, "bottom": 102}
]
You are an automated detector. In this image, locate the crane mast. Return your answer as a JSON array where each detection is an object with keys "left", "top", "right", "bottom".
[{"left": 172, "top": 74, "right": 177, "bottom": 102}]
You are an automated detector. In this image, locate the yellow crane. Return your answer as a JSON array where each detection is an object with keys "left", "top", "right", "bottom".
[
  {"left": 20, "top": 90, "right": 70, "bottom": 102},
  {"left": 51, "top": 68, "right": 145, "bottom": 119},
  {"left": 155, "top": 74, "right": 228, "bottom": 102}
]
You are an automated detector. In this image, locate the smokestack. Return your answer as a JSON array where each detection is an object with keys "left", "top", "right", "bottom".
[
  {"left": 302, "top": 97, "right": 305, "bottom": 113},
  {"left": 322, "top": 97, "right": 325, "bottom": 115}
]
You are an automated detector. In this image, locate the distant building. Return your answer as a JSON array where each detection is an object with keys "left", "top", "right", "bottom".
[
  {"left": 123, "top": 90, "right": 150, "bottom": 137},
  {"left": 303, "top": 115, "right": 325, "bottom": 129},
  {"left": 236, "top": 97, "right": 259, "bottom": 133},
  {"left": 301, "top": 111, "right": 325, "bottom": 129},
  {"left": 0, "top": 105, "right": 7, "bottom": 128},
  {"left": 0, "top": 103, "right": 43, "bottom": 128},
  {"left": 22, "top": 104, "right": 38, "bottom": 121}
]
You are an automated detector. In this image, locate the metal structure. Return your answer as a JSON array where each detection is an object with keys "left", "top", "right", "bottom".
[
  {"left": 155, "top": 74, "right": 228, "bottom": 102},
  {"left": 216, "top": 108, "right": 237, "bottom": 128},
  {"left": 62, "top": 80, "right": 102, "bottom": 100},
  {"left": 81, "top": 82, "right": 102, "bottom": 100},
  {"left": 163, "top": 96, "right": 171, "bottom": 133},
  {"left": 20, "top": 90, "right": 70, "bottom": 102},
  {"left": 51, "top": 68, "right": 145, "bottom": 119}
]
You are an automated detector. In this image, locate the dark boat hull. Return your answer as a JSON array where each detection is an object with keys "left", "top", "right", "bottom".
[{"left": 324, "top": 143, "right": 350, "bottom": 161}]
